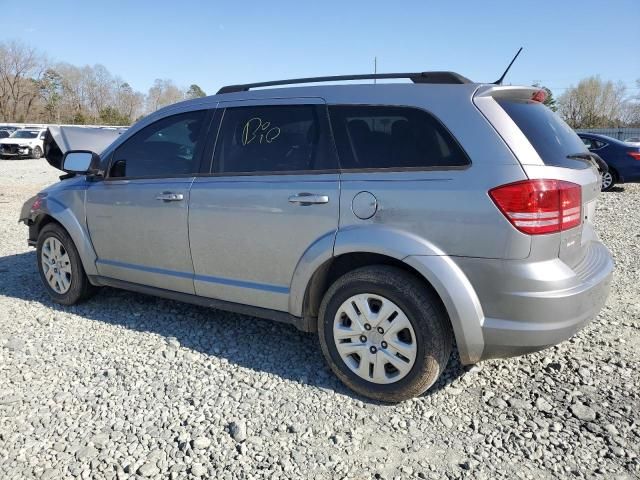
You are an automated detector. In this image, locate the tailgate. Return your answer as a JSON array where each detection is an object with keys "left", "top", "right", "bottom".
[{"left": 474, "top": 85, "right": 602, "bottom": 268}]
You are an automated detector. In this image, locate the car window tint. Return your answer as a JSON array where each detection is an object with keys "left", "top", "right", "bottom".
[
  {"left": 328, "top": 105, "right": 469, "bottom": 170},
  {"left": 214, "top": 105, "right": 336, "bottom": 174},
  {"left": 111, "top": 110, "right": 206, "bottom": 178},
  {"left": 497, "top": 99, "right": 588, "bottom": 168}
]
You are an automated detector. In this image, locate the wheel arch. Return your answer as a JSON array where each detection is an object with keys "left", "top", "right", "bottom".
[
  {"left": 32, "top": 200, "right": 98, "bottom": 276},
  {"left": 289, "top": 226, "right": 485, "bottom": 364},
  {"left": 297, "top": 250, "right": 485, "bottom": 364}
]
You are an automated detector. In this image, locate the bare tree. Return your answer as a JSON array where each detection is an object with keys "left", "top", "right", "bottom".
[
  {"left": 114, "top": 82, "right": 144, "bottom": 123},
  {"left": 0, "top": 40, "right": 46, "bottom": 122},
  {"left": 558, "top": 76, "right": 627, "bottom": 128},
  {"left": 146, "top": 79, "right": 184, "bottom": 112},
  {"left": 85, "top": 64, "right": 116, "bottom": 122}
]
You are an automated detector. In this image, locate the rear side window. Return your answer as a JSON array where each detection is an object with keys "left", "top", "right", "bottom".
[
  {"left": 328, "top": 105, "right": 469, "bottom": 170},
  {"left": 214, "top": 105, "right": 336, "bottom": 174},
  {"left": 497, "top": 100, "right": 588, "bottom": 168},
  {"left": 111, "top": 110, "right": 206, "bottom": 178}
]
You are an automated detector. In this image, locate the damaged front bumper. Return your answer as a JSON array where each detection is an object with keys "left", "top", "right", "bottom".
[{"left": 0, "top": 145, "right": 32, "bottom": 156}]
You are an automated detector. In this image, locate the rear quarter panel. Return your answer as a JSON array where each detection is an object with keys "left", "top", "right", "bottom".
[{"left": 326, "top": 85, "right": 531, "bottom": 259}]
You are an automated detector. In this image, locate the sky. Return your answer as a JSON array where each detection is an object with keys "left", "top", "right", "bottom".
[{"left": 1, "top": 0, "right": 638, "bottom": 98}]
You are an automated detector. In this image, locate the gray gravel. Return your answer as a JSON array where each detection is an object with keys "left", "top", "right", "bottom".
[{"left": 1, "top": 159, "right": 639, "bottom": 479}]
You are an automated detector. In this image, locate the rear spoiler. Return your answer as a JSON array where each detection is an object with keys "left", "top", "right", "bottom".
[
  {"left": 44, "top": 126, "right": 127, "bottom": 171},
  {"left": 473, "top": 85, "right": 539, "bottom": 100}
]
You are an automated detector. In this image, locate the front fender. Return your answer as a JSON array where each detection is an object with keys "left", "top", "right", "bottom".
[{"left": 31, "top": 193, "right": 98, "bottom": 277}]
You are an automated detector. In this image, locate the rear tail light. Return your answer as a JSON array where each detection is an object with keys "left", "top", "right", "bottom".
[
  {"left": 489, "top": 179, "right": 582, "bottom": 235},
  {"left": 628, "top": 151, "right": 640, "bottom": 161}
]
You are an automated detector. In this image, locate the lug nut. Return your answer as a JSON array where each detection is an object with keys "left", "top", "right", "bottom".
[
  {"left": 360, "top": 335, "right": 367, "bottom": 343},
  {"left": 364, "top": 323, "right": 371, "bottom": 331},
  {"left": 377, "top": 326, "right": 384, "bottom": 334},
  {"left": 369, "top": 346, "right": 377, "bottom": 354},
  {"left": 381, "top": 341, "right": 388, "bottom": 349}
]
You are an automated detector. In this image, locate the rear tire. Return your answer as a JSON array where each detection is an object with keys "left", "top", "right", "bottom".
[
  {"left": 318, "top": 265, "right": 452, "bottom": 402},
  {"left": 36, "top": 223, "right": 96, "bottom": 305},
  {"left": 601, "top": 170, "right": 616, "bottom": 191}
]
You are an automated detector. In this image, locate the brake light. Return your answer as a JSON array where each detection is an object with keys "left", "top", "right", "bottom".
[
  {"left": 628, "top": 152, "right": 640, "bottom": 161},
  {"left": 531, "top": 90, "right": 547, "bottom": 103},
  {"left": 489, "top": 179, "right": 582, "bottom": 235}
]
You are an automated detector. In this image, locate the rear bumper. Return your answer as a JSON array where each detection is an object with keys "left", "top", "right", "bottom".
[{"left": 454, "top": 241, "right": 613, "bottom": 361}]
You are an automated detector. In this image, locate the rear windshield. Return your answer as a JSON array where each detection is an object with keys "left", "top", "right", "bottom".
[{"left": 497, "top": 99, "right": 589, "bottom": 168}]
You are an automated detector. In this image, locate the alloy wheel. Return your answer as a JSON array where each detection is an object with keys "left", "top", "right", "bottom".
[{"left": 602, "top": 172, "right": 613, "bottom": 190}]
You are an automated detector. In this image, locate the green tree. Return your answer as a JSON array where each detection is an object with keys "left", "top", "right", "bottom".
[
  {"left": 38, "top": 69, "right": 63, "bottom": 122},
  {"left": 186, "top": 84, "right": 206, "bottom": 99},
  {"left": 99, "top": 106, "right": 130, "bottom": 125}
]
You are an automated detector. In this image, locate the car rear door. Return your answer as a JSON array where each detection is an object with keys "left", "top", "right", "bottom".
[
  {"left": 188, "top": 98, "right": 339, "bottom": 312},
  {"left": 86, "top": 109, "right": 211, "bottom": 294}
]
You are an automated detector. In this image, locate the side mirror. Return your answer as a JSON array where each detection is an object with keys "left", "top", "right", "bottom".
[{"left": 62, "top": 150, "right": 102, "bottom": 176}]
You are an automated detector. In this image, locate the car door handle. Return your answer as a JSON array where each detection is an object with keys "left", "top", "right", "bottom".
[
  {"left": 155, "top": 192, "right": 184, "bottom": 202},
  {"left": 288, "top": 193, "right": 330, "bottom": 205}
]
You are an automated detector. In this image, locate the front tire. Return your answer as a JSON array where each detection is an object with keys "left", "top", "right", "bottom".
[
  {"left": 31, "top": 146, "right": 43, "bottom": 159},
  {"left": 318, "top": 266, "right": 452, "bottom": 402},
  {"left": 37, "top": 223, "right": 95, "bottom": 305}
]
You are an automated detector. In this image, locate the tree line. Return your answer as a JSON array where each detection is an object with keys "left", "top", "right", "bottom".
[
  {"left": 0, "top": 40, "right": 206, "bottom": 126},
  {"left": 1, "top": 39, "right": 639, "bottom": 128}
]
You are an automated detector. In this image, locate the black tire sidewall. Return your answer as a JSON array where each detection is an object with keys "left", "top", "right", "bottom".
[
  {"left": 319, "top": 268, "right": 450, "bottom": 401},
  {"left": 36, "top": 224, "right": 87, "bottom": 305}
]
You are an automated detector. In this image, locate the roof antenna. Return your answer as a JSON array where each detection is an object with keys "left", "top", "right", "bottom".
[
  {"left": 373, "top": 56, "right": 377, "bottom": 84},
  {"left": 493, "top": 47, "right": 523, "bottom": 85}
]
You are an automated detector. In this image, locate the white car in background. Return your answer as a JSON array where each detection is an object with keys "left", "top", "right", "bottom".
[{"left": 0, "top": 129, "right": 46, "bottom": 159}]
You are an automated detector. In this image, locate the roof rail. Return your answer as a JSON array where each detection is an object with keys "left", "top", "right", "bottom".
[{"left": 217, "top": 71, "right": 472, "bottom": 94}]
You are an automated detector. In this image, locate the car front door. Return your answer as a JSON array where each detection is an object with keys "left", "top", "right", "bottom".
[
  {"left": 86, "top": 109, "right": 211, "bottom": 294},
  {"left": 189, "top": 99, "right": 339, "bottom": 312}
]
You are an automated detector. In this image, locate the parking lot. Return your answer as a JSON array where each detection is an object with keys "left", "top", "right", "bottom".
[{"left": 0, "top": 159, "right": 638, "bottom": 479}]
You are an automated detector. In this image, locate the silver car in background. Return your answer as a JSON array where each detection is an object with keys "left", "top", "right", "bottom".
[{"left": 20, "top": 71, "right": 613, "bottom": 402}]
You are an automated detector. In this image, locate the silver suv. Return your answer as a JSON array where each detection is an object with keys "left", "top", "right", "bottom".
[{"left": 20, "top": 72, "right": 614, "bottom": 402}]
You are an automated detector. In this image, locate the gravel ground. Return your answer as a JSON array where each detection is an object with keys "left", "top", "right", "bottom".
[{"left": 0, "top": 159, "right": 638, "bottom": 480}]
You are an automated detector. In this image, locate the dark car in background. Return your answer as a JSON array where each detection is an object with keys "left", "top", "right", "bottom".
[{"left": 578, "top": 133, "right": 640, "bottom": 191}]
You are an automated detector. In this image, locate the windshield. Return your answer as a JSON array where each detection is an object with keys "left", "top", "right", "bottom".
[
  {"left": 497, "top": 99, "right": 589, "bottom": 168},
  {"left": 10, "top": 130, "right": 39, "bottom": 139}
]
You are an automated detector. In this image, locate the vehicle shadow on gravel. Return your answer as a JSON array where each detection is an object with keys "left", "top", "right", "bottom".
[{"left": 0, "top": 250, "right": 465, "bottom": 403}]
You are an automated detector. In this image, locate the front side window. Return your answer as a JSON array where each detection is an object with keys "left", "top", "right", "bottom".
[
  {"left": 110, "top": 110, "right": 206, "bottom": 178},
  {"left": 214, "top": 105, "right": 336, "bottom": 174},
  {"left": 329, "top": 105, "right": 469, "bottom": 170}
]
